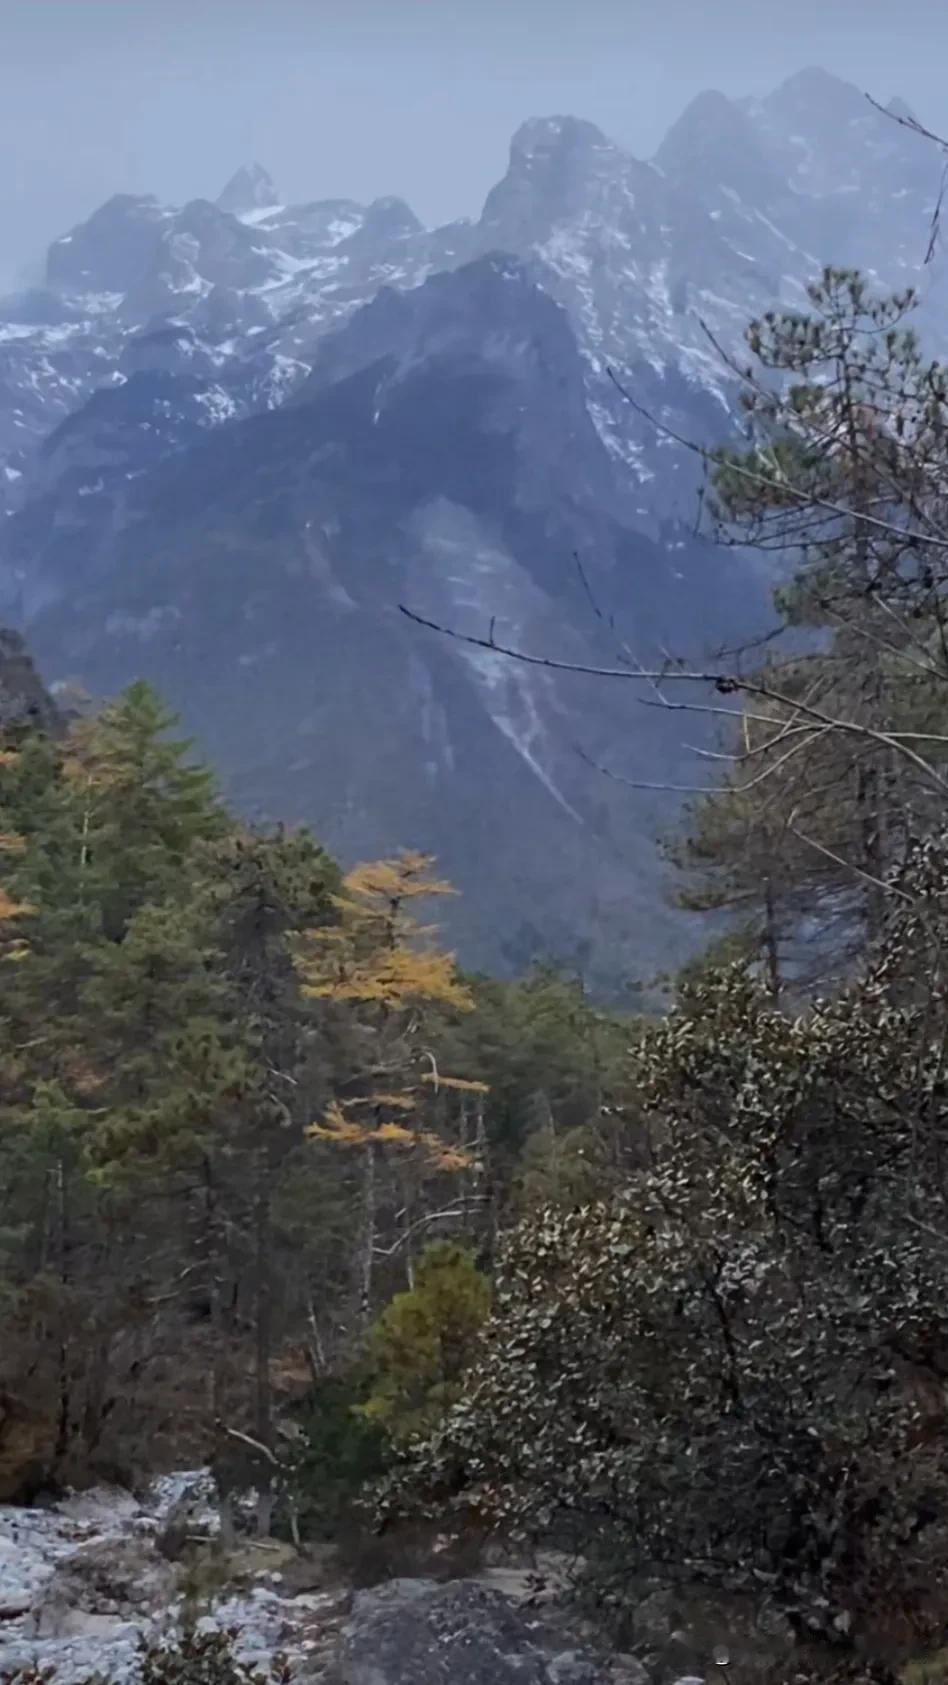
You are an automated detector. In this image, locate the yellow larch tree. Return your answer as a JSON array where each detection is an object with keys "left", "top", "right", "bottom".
[{"left": 296, "top": 851, "right": 488, "bottom": 1325}]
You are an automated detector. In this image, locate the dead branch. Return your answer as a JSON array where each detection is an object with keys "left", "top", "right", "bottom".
[
  {"left": 787, "top": 818, "right": 915, "bottom": 907},
  {"left": 372, "top": 1200, "right": 489, "bottom": 1259},
  {"left": 218, "top": 1422, "right": 281, "bottom": 1467},
  {"left": 866, "top": 93, "right": 948, "bottom": 264},
  {"left": 399, "top": 604, "right": 948, "bottom": 796}
]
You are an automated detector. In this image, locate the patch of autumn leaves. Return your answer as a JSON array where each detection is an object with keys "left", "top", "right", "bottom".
[
  {"left": 308, "top": 1098, "right": 476, "bottom": 1172},
  {"left": 298, "top": 851, "right": 488, "bottom": 1172},
  {"left": 303, "top": 940, "right": 472, "bottom": 1011},
  {"left": 300, "top": 853, "right": 472, "bottom": 1013}
]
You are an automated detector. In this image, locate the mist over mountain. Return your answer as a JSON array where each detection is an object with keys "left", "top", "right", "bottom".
[{"left": 0, "top": 65, "right": 941, "bottom": 984}]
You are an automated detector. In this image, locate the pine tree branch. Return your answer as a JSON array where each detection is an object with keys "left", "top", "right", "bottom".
[{"left": 606, "top": 366, "right": 948, "bottom": 552}]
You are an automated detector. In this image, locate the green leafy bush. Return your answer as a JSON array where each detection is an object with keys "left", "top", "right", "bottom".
[
  {"left": 292, "top": 1375, "right": 389, "bottom": 1539},
  {"left": 386, "top": 835, "right": 948, "bottom": 1668},
  {"left": 360, "top": 1242, "right": 491, "bottom": 1444}
]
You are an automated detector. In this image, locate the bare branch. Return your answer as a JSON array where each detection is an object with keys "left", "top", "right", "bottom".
[
  {"left": 372, "top": 1200, "right": 489, "bottom": 1258},
  {"left": 865, "top": 92, "right": 948, "bottom": 151},
  {"left": 577, "top": 722, "right": 829, "bottom": 799},
  {"left": 866, "top": 93, "right": 948, "bottom": 264},
  {"left": 400, "top": 604, "right": 948, "bottom": 796},
  {"left": 218, "top": 1422, "right": 282, "bottom": 1467},
  {"left": 786, "top": 819, "right": 915, "bottom": 907}
]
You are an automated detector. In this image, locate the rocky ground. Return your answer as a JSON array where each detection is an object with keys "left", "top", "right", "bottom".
[
  {"left": 0, "top": 1474, "right": 650, "bottom": 1685},
  {"left": 0, "top": 1473, "right": 347, "bottom": 1682}
]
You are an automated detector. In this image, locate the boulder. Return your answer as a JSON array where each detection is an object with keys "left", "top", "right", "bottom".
[
  {"left": 632, "top": 1590, "right": 676, "bottom": 1650},
  {"left": 0, "top": 1590, "right": 32, "bottom": 1620},
  {"left": 349, "top": 1579, "right": 439, "bottom": 1617},
  {"left": 147, "top": 1468, "right": 219, "bottom": 1558},
  {"left": 331, "top": 1580, "right": 612, "bottom": 1685},
  {"left": 612, "top": 1659, "right": 651, "bottom": 1685},
  {"left": 31, "top": 1535, "right": 175, "bottom": 1637},
  {"left": 476, "top": 1559, "right": 574, "bottom": 1608}
]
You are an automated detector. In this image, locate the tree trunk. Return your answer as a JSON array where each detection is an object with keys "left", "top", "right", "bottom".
[
  {"left": 217, "top": 1489, "right": 237, "bottom": 1552},
  {"left": 473, "top": 1098, "right": 497, "bottom": 1264},
  {"left": 53, "top": 1156, "right": 71, "bottom": 1472},
  {"left": 203, "top": 1154, "right": 235, "bottom": 1546},
  {"left": 253, "top": 1148, "right": 273, "bottom": 1536},
  {"left": 762, "top": 878, "right": 782, "bottom": 1003},
  {"left": 254, "top": 1484, "right": 274, "bottom": 1538},
  {"left": 856, "top": 759, "right": 886, "bottom": 939},
  {"left": 358, "top": 1140, "right": 378, "bottom": 1330}
]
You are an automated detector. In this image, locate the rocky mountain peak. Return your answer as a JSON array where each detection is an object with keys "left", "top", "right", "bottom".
[
  {"left": 653, "top": 86, "right": 774, "bottom": 194},
  {"left": 750, "top": 63, "right": 935, "bottom": 204},
  {"left": 765, "top": 64, "right": 863, "bottom": 115},
  {"left": 507, "top": 114, "right": 614, "bottom": 172},
  {"left": 46, "top": 194, "right": 171, "bottom": 296},
  {"left": 479, "top": 114, "right": 631, "bottom": 246},
  {"left": 656, "top": 86, "right": 737, "bottom": 136},
  {"left": 359, "top": 196, "right": 423, "bottom": 239},
  {"left": 216, "top": 163, "right": 281, "bottom": 216}
]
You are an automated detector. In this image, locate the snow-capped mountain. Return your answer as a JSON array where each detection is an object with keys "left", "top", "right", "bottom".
[
  {"left": 0, "top": 66, "right": 941, "bottom": 982},
  {"left": 3, "top": 68, "right": 940, "bottom": 514}
]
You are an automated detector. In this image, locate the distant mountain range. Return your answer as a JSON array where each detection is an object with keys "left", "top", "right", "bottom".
[{"left": 0, "top": 68, "right": 941, "bottom": 986}]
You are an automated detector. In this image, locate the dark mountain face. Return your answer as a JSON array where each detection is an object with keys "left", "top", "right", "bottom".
[
  {"left": 8, "top": 256, "right": 760, "bottom": 984},
  {"left": 46, "top": 195, "right": 171, "bottom": 295},
  {"left": 0, "top": 627, "right": 59, "bottom": 734},
  {"left": 0, "top": 67, "right": 941, "bottom": 982}
]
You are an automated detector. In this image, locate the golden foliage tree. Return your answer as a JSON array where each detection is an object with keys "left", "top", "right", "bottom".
[{"left": 297, "top": 852, "right": 487, "bottom": 1326}]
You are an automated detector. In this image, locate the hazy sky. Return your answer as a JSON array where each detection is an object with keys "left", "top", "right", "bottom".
[{"left": 4, "top": 0, "right": 948, "bottom": 290}]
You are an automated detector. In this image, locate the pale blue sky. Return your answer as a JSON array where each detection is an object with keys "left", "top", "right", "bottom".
[{"left": 3, "top": 0, "right": 948, "bottom": 290}]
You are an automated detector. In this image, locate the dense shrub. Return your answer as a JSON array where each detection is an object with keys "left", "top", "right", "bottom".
[{"left": 385, "top": 836, "right": 948, "bottom": 1668}]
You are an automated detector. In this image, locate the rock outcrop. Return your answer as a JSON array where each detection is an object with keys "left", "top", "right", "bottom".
[
  {"left": 0, "top": 1478, "right": 627, "bottom": 1685},
  {"left": 0, "top": 1475, "right": 349, "bottom": 1682},
  {"left": 331, "top": 1580, "right": 611, "bottom": 1685},
  {"left": 0, "top": 1477, "right": 787, "bottom": 1685},
  {"left": 31, "top": 1537, "right": 175, "bottom": 1638},
  {"left": 0, "top": 632, "right": 59, "bottom": 735}
]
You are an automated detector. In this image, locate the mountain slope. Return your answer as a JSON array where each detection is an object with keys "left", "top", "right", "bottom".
[
  {"left": 12, "top": 255, "right": 762, "bottom": 983},
  {"left": 0, "top": 67, "right": 943, "bottom": 980}
]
